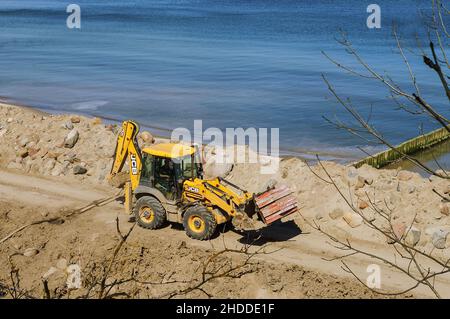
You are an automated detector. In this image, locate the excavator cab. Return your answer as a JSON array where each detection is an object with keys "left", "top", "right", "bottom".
[
  {"left": 139, "top": 151, "right": 201, "bottom": 201},
  {"left": 109, "top": 120, "right": 299, "bottom": 241}
]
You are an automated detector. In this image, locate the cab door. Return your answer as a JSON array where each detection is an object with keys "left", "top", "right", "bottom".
[
  {"left": 139, "top": 154, "right": 154, "bottom": 187},
  {"left": 153, "top": 157, "right": 177, "bottom": 200}
]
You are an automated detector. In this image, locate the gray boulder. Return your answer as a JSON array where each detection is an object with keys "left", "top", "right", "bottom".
[
  {"left": 64, "top": 129, "right": 79, "bottom": 148},
  {"left": 432, "top": 229, "right": 449, "bottom": 249},
  {"left": 73, "top": 165, "right": 87, "bottom": 175},
  {"left": 23, "top": 248, "right": 39, "bottom": 257},
  {"left": 404, "top": 226, "right": 421, "bottom": 247},
  {"left": 63, "top": 121, "right": 74, "bottom": 130},
  {"left": 343, "top": 212, "right": 363, "bottom": 228}
]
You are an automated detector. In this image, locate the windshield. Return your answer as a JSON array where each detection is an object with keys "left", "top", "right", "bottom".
[{"left": 175, "top": 154, "right": 202, "bottom": 180}]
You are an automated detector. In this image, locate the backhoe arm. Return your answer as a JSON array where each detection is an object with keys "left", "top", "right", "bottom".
[{"left": 109, "top": 120, "right": 142, "bottom": 191}]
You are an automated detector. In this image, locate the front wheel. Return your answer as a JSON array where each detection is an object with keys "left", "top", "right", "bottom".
[
  {"left": 183, "top": 206, "right": 217, "bottom": 240},
  {"left": 134, "top": 196, "right": 166, "bottom": 229}
]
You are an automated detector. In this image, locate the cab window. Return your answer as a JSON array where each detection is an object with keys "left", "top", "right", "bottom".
[
  {"left": 140, "top": 154, "right": 153, "bottom": 180},
  {"left": 175, "top": 155, "right": 200, "bottom": 180}
]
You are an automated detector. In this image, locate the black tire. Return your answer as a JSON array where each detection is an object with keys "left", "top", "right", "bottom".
[
  {"left": 183, "top": 205, "right": 217, "bottom": 240},
  {"left": 134, "top": 196, "right": 166, "bottom": 229}
]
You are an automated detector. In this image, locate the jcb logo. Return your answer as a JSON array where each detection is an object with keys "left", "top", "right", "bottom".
[
  {"left": 187, "top": 186, "right": 199, "bottom": 193},
  {"left": 130, "top": 154, "right": 138, "bottom": 175}
]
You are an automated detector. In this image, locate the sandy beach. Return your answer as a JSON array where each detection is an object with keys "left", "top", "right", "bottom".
[{"left": 1, "top": 102, "right": 450, "bottom": 298}]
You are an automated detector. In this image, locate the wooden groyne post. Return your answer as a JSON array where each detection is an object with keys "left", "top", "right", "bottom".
[{"left": 353, "top": 126, "right": 450, "bottom": 169}]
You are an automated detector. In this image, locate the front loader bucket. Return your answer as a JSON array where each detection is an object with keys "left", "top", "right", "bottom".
[{"left": 254, "top": 185, "right": 298, "bottom": 224}]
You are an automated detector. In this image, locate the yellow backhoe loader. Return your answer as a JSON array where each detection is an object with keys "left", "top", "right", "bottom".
[{"left": 108, "top": 120, "right": 298, "bottom": 240}]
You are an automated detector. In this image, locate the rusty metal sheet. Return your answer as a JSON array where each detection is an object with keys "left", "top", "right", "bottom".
[
  {"left": 255, "top": 185, "right": 298, "bottom": 224},
  {"left": 255, "top": 186, "right": 291, "bottom": 208}
]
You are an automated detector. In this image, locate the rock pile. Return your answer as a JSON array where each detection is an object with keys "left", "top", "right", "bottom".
[
  {"left": 0, "top": 104, "right": 156, "bottom": 184},
  {"left": 225, "top": 148, "right": 450, "bottom": 251}
]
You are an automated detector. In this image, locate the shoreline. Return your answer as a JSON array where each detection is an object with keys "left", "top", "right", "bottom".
[
  {"left": 3, "top": 98, "right": 449, "bottom": 175},
  {"left": 0, "top": 97, "right": 359, "bottom": 163}
]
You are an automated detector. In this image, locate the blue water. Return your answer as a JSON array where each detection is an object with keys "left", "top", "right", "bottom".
[{"left": 0, "top": 0, "right": 448, "bottom": 160}]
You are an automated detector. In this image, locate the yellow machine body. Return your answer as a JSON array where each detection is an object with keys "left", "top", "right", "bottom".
[{"left": 108, "top": 120, "right": 298, "bottom": 240}]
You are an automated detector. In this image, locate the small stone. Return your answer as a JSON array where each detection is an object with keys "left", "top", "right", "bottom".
[
  {"left": 18, "top": 136, "right": 30, "bottom": 147},
  {"left": 51, "top": 165, "right": 64, "bottom": 176},
  {"left": 354, "top": 176, "right": 365, "bottom": 190},
  {"left": 365, "top": 177, "right": 374, "bottom": 185},
  {"left": 46, "top": 151, "right": 61, "bottom": 160},
  {"left": 0, "top": 127, "right": 7, "bottom": 138},
  {"left": 18, "top": 148, "right": 29, "bottom": 158},
  {"left": 23, "top": 248, "right": 39, "bottom": 257},
  {"left": 28, "top": 147, "right": 40, "bottom": 158},
  {"left": 405, "top": 226, "right": 421, "bottom": 247},
  {"left": 73, "top": 165, "right": 87, "bottom": 175},
  {"left": 42, "top": 158, "right": 56, "bottom": 174},
  {"left": 392, "top": 222, "right": 406, "bottom": 239},
  {"left": 71, "top": 116, "right": 81, "bottom": 123},
  {"left": 27, "top": 141, "right": 36, "bottom": 149},
  {"left": 432, "top": 230, "right": 449, "bottom": 249},
  {"left": 408, "top": 185, "right": 416, "bottom": 194},
  {"left": 64, "top": 129, "right": 79, "bottom": 148},
  {"left": 23, "top": 158, "right": 33, "bottom": 172},
  {"left": 397, "top": 170, "right": 412, "bottom": 181},
  {"left": 178, "top": 241, "right": 187, "bottom": 249},
  {"left": 63, "top": 152, "right": 77, "bottom": 163},
  {"left": 329, "top": 208, "right": 344, "bottom": 220},
  {"left": 7, "top": 117, "right": 13, "bottom": 123},
  {"left": 343, "top": 212, "right": 363, "bottom": 228},
  {"left": 315, "top": 212, "right": 325, "bottom": 220},
  {"left": 63, "top": 121, "right": 74, "bottom": 130},
  {"left": 140, "top": 131, "right": 154, "bottom": 144},
  {"left": 358, "top": 200, "right": 369, "bottom": 210}
]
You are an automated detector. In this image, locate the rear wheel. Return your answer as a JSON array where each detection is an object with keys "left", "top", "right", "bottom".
[
  {"left": 134, "top": 196, "right": 166, "bottom": 229},
  {"left": 183, "top": 206, "right": 217, "bottom": 240}
]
